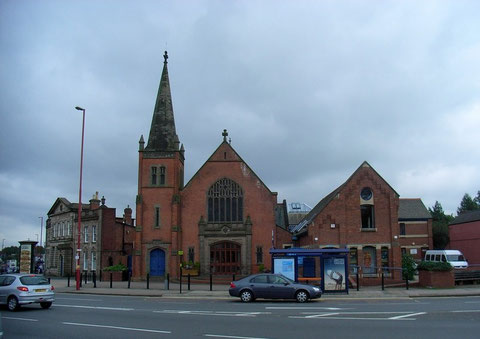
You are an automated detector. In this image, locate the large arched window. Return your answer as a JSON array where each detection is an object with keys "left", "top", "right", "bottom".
[{"left": 207, "top": 178, "right": 243, "bottom": 222}]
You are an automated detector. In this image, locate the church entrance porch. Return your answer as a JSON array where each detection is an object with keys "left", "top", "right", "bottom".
[{"left": 210, "top": 241, "right": 241, "bottom": 274}]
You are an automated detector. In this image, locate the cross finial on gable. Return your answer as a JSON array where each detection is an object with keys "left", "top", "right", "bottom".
[
  {"left": 163, "top": 51, "right": 168, "bottom": 63},
  {"left": 222, "top": 129, "right": 228, "bottom": 142}
]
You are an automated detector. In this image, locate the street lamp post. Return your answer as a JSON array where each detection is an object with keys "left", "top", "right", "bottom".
[
  {"left": 39, "top": 217, "right": 43, "bottom": 248},
  {"left": 75, "top": 106, "right": 86, "bottom": 290}
]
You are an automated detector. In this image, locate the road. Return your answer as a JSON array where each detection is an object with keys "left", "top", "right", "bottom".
[{"left": 2, "top": 294, "right": 480, "bottom": 338}]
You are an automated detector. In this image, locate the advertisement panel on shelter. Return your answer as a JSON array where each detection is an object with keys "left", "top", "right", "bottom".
[
  {"left": 20, "top": 244, "right": 32, "bottom": 273},
  {"left": 323, "top": 257, "right": 347, "bottom": 291},
  {"left": 273, "top": 257, "right": 295, "bottom": 281}
]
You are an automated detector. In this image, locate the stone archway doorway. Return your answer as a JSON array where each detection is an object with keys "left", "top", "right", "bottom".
[{"left": 210, "top": 241, "right": 241, "bottom": 275}]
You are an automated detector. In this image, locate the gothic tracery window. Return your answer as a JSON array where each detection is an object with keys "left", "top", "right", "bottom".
[{"left": 207, "top": 178, "right": 243, "bottom": 223}]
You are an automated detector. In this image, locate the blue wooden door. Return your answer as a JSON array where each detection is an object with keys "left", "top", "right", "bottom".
[{"left": 150, "top": 249, "right": 165, "bottom": 276}]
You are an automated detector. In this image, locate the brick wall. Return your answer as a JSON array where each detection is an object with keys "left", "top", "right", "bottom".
[{"left": 449, "top": 220, "right": 480, "bottom": 265}]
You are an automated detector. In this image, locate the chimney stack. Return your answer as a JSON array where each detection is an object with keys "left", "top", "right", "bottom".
[{"left": 89, "top": 191, "right": 101, "bottom": 210}]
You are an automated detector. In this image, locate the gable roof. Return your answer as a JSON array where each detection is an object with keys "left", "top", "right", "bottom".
[
  {"left": 292, "top": 161, "right": 398, "bottom": 234},
  {"left": 47, "top": 197, "right": 72, "bottom": 216},
  {"left": 450, "top": 210, "right": 480, "bottom": 225},
  {"left": 47, "top": 197, "right": 93, "bottom": 216},
  {"left": 398, "top": 199, "right": 431, "bottom": 220},
  {"left": 183, "top": 139, "right": 275, "bottom": 195}
]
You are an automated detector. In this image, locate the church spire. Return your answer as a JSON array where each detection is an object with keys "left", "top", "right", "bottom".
[{"left": 145, "top": 51, "right": 179, "bottom": 151}]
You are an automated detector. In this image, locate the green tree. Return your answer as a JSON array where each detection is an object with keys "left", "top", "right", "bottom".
[
  {"left": 457, "top": 193, "right": 479, "bottom": 215},
  {"left": 474, "top": 191, "right": 480, "bottom": 206},
  {"left": 429, "top": 201, "right": 453, "bottom": 249},
  {"left": 1, "top": 246, "right": 20, "bottom": 261}
]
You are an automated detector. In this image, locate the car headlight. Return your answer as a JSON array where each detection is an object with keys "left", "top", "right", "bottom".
[{"left": 313, "top": 287, "right": 320, "bottom": 292}]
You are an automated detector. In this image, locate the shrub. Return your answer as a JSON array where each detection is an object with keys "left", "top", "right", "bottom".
[
  {"left": 103, "top": 263, "right": 127, "bottom": 272},
  {"left": 402, "top": 254, "right": 416, "bottom": 280},
  {"left": 417, "top": 261, "right": 452, "bottom": 272}
]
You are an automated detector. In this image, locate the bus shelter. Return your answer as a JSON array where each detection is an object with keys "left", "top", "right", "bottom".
[{"left": 270, "top": 248, "right": 349, "bottom": 293}]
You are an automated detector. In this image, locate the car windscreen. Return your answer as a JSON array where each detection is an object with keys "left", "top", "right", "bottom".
[
  {"left": 20, "top": 276, "right": 49, "bottom": 285},
  {"left": 447, "top": 255, "right": 465, "bottom": 261}
]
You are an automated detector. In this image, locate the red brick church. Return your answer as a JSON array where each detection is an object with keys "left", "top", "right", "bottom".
[
  {"left": 132, "top": 52, "right": 291, "bottom": 280},
  {"left": 132, "top": 52, "right": 433, "bottom": 282}
]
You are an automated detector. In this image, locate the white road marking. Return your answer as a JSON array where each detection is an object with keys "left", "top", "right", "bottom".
[
  {"left": 54, "top": 304, "right": 134, "bottom": 311},
  {"left": 157, "top": 310, "right": 269, "bottom": 317},
  {"left": 389, "top": 312, "right": 426, "bottom": 320},
  {"left": 265, "top": 306, "right": 344, "bottom": 310},
  {"left": 62, "top": 322, "right": 171, "bottom": 333},
  {"left": 204, "top": 335, "right": 271, "bottom": 339},
  {"left": 451, "top": 310, "right": 480, "bottom": 313},
  {"left": 2, "top": 316, "right": 38, "bottom": 322},
  {"left": 290, "top": 311, "right": 426, "bottom": 321},
  {"left": 305, "top": 311, "right": 414, "bottom": 315},
  {"left": 292, "top": 316, "right": 416, "bottom": 321},
  {"left": 305, "top": 313, "right": 340, "bottom": 318},
  {"left": 55, "top": 297, "right": 100, "bottom": 301}
]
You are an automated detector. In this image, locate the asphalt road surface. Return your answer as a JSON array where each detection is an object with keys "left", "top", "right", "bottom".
[{"left": 2, "top": 294, "right": 480, "bottom": 338}]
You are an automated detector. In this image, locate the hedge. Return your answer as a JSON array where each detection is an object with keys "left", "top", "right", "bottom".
[{"left": 417, "top": 261, "right": 452, "bottom": 272}]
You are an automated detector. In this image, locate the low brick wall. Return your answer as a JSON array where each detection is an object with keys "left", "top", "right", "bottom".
[{"left": 419, "top": 270, "right": 454, "bottom": 288}]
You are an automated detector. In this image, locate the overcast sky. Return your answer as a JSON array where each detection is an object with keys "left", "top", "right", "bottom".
[{"left": 1, "top": 0, "right": 479, "bottom": 248}]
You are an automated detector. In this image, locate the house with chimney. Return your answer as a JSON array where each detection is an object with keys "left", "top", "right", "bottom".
[{"left": 45, "top": 192, "right": 135, "bottom": 279}]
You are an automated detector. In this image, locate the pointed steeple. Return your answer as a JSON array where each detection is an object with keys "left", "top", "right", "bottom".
[{"left": 145, "top": 51, "right": 180, "bottom": 152}]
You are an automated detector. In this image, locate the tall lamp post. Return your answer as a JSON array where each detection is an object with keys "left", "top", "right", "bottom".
[
  {"left": 75, "top": 106, "right": 86, "bottom": 290},
  {"left": 38, "top": 217, "right": 43, "bottom": 248}
]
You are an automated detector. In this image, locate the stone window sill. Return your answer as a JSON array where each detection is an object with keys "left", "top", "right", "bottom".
[{"left": 360, "top": 227, "right": 377, "bottom": 232}]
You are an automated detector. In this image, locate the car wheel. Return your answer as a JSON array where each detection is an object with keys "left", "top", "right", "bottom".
[
  {"left": 8, "top": 296, "right": 20, "bottom": 311},
  {"left": 295, "top": 290, "right": 309, "bottom": 303},
  {"left": 240, "top": 290, "right": 253, "bottom": 302},
  {"left": 40, "top": 302, "right": 52, "bottom": 309}
]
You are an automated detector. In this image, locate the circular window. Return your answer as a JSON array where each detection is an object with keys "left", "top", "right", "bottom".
[{"left": 360, "top": 187, "right": 373, "bottom": 200}]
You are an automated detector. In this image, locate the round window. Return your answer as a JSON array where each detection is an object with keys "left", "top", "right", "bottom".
[{"left": 360, "top": 187, "right": 373, "bottom": 200}]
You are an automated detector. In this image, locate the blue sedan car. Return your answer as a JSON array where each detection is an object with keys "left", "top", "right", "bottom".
[{"left": 229, "top": 273, "right": 322, "bottom": 302}]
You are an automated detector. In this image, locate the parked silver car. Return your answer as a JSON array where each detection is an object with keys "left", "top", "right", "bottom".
[
  {"left": 229, "top": 273, "right": 322, "bottom": 302},
  {"left": 0, "top": 274, "right": 55, "bottom": 311}
]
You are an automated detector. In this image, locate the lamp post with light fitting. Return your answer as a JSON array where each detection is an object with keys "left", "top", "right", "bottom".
[{"left": 75, "top": 106, "right": 86, "bottom": 290}]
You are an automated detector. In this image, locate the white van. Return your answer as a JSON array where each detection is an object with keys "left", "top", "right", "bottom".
[{"left": 424, "top": 250, "right": 468, "bottom": 269}]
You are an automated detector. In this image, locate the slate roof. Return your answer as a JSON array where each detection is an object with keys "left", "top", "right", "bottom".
[
  {"left": 290, "top": 185, "right": 344, "bottom": 233},
  {"left": 450, "top": 210, "right": 480, "bottom": 225},
  {"left": 145, "top": 51, "right": 180, "bottom": 152},
  {"left": 398, "top": 199, "right": 431, "bottom": 221}
]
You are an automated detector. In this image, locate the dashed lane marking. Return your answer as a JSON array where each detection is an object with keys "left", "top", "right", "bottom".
[
  {"left": 451, "top": 310, "right": 480, "bottom": 313},
  {"left": 2, "top": 316, "right": 38, "bottom": 322}
]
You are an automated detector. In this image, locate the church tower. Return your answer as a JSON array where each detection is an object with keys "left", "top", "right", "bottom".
[{"left": 133, "top": 51, "right": 185, "bottom": 279}]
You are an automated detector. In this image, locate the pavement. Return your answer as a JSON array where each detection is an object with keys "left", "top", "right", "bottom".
[{"left": 50, "top": 277, "right": 480, "bottom": 300}]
